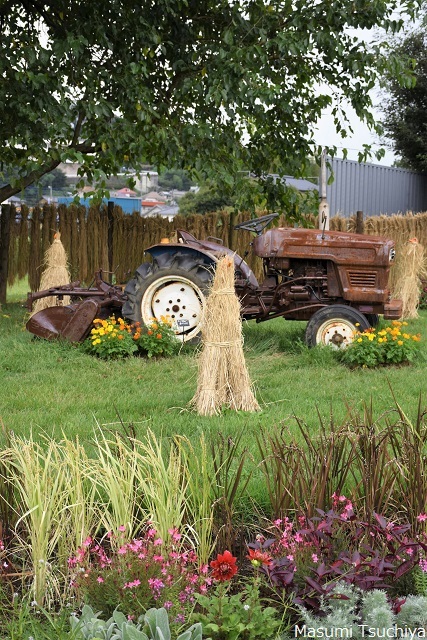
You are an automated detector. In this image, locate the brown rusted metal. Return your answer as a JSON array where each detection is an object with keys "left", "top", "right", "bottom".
[{"left": 26, "top": 271, "right": 125, "bottom": 341}]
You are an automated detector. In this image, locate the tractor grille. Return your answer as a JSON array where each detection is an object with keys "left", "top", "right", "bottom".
[{"left": 348, "top": 270, "right": 377, "bottom": 288}]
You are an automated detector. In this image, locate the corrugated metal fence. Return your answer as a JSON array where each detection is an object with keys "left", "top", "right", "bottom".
[{"left": 327, "top": 157, "right": 427, "bottom": 217}]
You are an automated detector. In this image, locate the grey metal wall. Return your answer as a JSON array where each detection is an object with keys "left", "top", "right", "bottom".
[{"left": 326, "top": 157, "right": 427, "bottom": 217}]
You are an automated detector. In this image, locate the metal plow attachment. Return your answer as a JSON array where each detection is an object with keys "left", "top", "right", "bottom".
[
  {"left": 26, "top": 300, "right": 101, "bottom": 342},
  {"left": 26, "top": 272, "right": 127, "bottom": 342}
]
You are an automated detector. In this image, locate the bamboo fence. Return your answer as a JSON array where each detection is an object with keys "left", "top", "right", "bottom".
[{"left": 6, "top": 205, "right": 427, "bottom": 293}]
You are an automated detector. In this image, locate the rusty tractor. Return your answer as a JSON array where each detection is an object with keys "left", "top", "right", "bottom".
[{"left": 26, "top": 213, "right": 402, "bottom": 348}]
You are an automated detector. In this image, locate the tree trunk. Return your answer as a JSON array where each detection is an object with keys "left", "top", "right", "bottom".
[{"left": 0, "top": 204, "right": 11, "bottom": 304}]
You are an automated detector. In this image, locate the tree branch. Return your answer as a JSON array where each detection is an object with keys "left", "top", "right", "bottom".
[{"left": 0, "top": 157, "right": 61, "bottom": 204}]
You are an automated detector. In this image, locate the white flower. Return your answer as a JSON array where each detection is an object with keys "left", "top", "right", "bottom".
[{"left": 243, "top": 604, "right": 250, "bottom": 610}]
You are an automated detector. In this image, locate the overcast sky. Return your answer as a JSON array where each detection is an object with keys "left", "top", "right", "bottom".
[
  {"left": 313, "top": 99, "right": 396, "bottom": 167},
  {"left": 311, "top": 21, "right": 412, "bottom": 168}
]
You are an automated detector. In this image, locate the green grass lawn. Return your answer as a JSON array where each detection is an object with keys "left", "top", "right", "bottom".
[{"left": 2, "top": 279, "right": 427, "bottom": 446}]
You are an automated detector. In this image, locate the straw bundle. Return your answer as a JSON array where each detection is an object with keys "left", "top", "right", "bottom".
[
  {"left": 392, "top": 237, "right": 426, "bottom": 319},
  {"left": 30, "top": 232, "right": 71, "bottom": 316},
  {"left": 190, "top": 255, "right": 260, "bottom": 416}
]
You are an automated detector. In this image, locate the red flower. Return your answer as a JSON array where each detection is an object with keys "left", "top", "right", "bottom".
[
  {"left": 210, "top": 550, "right": 238, "bottom": 582},
  {"left": 246, "top": 548, "right": 272, "bottom": 568}
]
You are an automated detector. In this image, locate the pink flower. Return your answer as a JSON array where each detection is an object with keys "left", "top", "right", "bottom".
[
  {"left": 311, "top": 554, "right": 319, "bottom": 563},
  {"left": 154, "top": 538, "right": 163, "bottom": 546},
  {"left": 118, "top": 525, "right": 126, "bottom": 532},
  {"left": 417, "top": 513, "right": 427, "bottom": 522},
  {"left": 97, "top": 576, "right": 104, "bottom": 583},
  {"left": 123, "top": 579, "right": 141, "bottom": 589},
  {"left": 163, "top": 600, "right": 173, "bottom": 610},
  {"left": 168, "top": 528, "right": 181, "bottom": 543}
]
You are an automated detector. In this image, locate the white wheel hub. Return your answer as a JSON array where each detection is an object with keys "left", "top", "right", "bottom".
[
  {"left": 141, "top": 275, "right": 205, "bottom": 341},
  {"left": 316, "top": 318, "right": 357, "bottom": 349}
]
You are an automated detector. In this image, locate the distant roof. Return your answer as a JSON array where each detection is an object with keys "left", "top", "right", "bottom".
[
  {"left": 144, "top": 191, "right": 166, "bottom": 202},
  {"left": 283, "top": 176, "right": 318, "bottom": 192},
  {"left": 142, "top": 204, "right": 179, "bottom": 218},
  {"left": 114, "top": 187, "right": 137, "bottom": 197},
  {"left": 263, "top": 174, "right": 319, "bottom": 192},
  {"left": 142, "top": 200, "right": 165, "bottom": 207}
]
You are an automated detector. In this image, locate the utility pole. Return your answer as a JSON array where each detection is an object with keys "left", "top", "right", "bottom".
[{"left": 318, "top": 148, "right": 329, "bottom": 231}]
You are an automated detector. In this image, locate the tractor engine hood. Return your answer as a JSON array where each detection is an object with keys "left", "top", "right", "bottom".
[{"left": 253, "top": 227, "right": 395, "bottom": 266}]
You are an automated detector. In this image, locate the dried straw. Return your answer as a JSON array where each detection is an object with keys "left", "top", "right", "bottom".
[
  {"left": 392, "top": 237, "right": 426, "bottom": 319},
  {"left": 190, "top": 255, "right": 260, "bottom": 416},
  {"left": 30, "top": 232, "right": 71, "bottom": 316}
]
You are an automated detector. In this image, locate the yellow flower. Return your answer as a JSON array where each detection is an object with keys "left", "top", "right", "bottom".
[
  {"left": 94, "top": 338, "right": 101, "bottom": 345},
  {"left": 397, "top": 340, "right": 403, "bottom": 346},
  {"left": 98, "top": 328, "right": 105, "bottom": 336},
  {"left": 402, "top": 321, "right": 408, "bottom": 326},
  {"left": 91, "top": 328, "right": 98, "bottom": 334},
  {"left": 378, "top": 338, "right": 383, "bottom": 343},
  {"left": 357, "top": 338, "right": 363, "bottom": 343},
  {"left": 378, "top": 330, "right": 386, "bottom": 336}
]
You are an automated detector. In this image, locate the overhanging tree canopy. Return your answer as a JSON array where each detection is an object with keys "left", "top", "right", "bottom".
[{"left": 0, "top": 0, "right": 422, "bottom": 204}]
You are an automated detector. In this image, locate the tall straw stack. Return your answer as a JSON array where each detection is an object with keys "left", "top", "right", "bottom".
[
  {"left": 190, "top": 255, "right": 260, "bottom": 416},
  {"left": 392, "top": 237, "right": 426, "bottom": 319},
  {"left": 30, "top": 232, "right": 71, "bottom": 316}
]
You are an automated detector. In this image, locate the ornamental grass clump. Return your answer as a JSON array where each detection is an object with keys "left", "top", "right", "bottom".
[
  {"left": 339, "top": 320, "right": 421, "bottom": 368},
  {"left": 84, "top": 316, "right": 138, "bottom": 359},
  {"left": 69, "top": 525, "right": 210, "bottom": 626}
]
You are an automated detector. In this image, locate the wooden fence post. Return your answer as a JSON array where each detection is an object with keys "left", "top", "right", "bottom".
[
  {"left": 107, "top": 201, "right": 114, "bottom": 282},
  {"left": 356, "top": 210, "right": 364, "bottom": 234},
  {"left": 0, "top": 204, "right": 11, "bottom": 304}
]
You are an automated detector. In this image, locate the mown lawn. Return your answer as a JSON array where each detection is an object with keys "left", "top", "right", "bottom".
[{"left": 2, "top": 279, "right": 427, "bottom": 446}]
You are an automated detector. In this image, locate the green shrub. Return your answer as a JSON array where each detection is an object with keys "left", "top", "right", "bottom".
[
  {"left": 338, "top": 320, "right": 421, "bottom": 368},
  {"left": 134, "top": 316, "right": 180, "bottom": 358},
  {"left": 82, "top": 316, "right": 138, "bottom": 360}
]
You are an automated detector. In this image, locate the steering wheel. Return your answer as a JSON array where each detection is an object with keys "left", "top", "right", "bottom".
[{"left": 234, "top": 213, "right": 279, "bottom": 235}]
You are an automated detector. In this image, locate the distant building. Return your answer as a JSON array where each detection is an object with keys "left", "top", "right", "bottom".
[
  {"left": 113, "top": 187, "right": 137, "bottom": 197},
  {"left": 141, "top": 204, "right": 179, "bottom": 221},
  {"left": 268, "top": 174, "right": 319, "bottom": 192}
]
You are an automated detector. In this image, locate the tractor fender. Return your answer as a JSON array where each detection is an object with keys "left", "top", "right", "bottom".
[{"left": 145, "top": 242, "right": 259, "bottom": 287}]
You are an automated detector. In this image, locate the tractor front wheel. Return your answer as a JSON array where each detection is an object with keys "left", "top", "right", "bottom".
[
  {"left": 305, "top": 305, "right": 371, "bottom": 349},
  {"left": 123, "top": 255, "right": 213, "bottom": 342}
]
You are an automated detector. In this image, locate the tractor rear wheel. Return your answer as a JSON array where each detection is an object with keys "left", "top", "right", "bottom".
[
  {"left": 123, "top": 255, "right": 213, "bottom": 342},
  {"left": 305, "top": 305, "right": 371, "bottom": 349}
]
